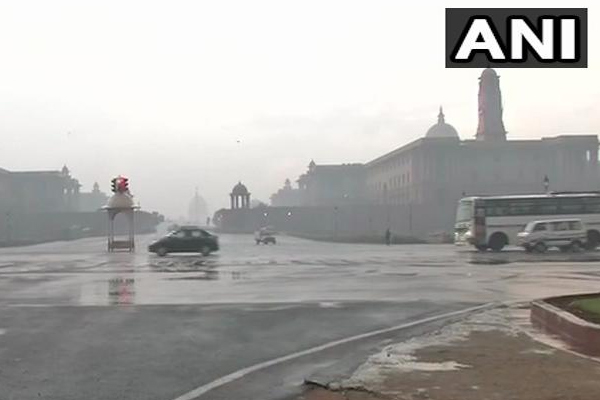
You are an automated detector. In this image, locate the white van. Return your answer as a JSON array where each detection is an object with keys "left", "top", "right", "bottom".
[{"left": 516, "top": 219, "right": 586, "bottom": 253}]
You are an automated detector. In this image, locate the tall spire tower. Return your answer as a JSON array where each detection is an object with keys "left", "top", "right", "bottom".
[{"left": 476, "top": 68, "right": 506, "bottom": 141}]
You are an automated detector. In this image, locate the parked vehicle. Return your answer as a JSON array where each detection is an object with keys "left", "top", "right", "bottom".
[
  {"left": 148, "top": 226, "right": 219, "bottom": 256},
  {"left": 255, "top": 227, "right": 277, "bottom": 245},
  {"left": 455, "top": 193, "right": 600, "bottom": 251},
  {"left": 516, "top": 218, "right": 586, "bottom": 253}
]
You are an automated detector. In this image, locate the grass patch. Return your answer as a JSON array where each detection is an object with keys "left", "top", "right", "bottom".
[{"left": 571, "top": 298, "right": 600, "bottom": 316}]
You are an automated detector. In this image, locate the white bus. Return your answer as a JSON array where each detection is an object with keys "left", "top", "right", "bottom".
[{"left": 454, "top": 193, "right": 600, "bottom": 251}]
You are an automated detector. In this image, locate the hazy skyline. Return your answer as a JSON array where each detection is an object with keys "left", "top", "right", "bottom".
[{"left": 0, "top": 0, "right": 598, "bottom": 218}]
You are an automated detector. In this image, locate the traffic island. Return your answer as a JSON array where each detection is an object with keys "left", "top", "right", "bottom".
[
  {"left": 531, "top": 292, "right": 600, "bottom": 357},
  {"left": 299, "top": 308, "right": 600, "bottom": 400}
]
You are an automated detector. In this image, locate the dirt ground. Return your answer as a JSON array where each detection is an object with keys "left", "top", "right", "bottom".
[{"left": 298, "top": 330, "right": 600, "bottom": 400}]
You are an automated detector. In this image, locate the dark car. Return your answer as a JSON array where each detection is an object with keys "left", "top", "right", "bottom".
[{"left": 148, "top": 226, "right": 219, "bottom": 256}]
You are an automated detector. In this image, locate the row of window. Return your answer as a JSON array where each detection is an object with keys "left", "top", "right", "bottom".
[
  {"left": 532, "top": 221, "right": 582, "bottom": 232},
  {"left": 389, "top": 173, "right": 410, "bottom": 188},
  {"left": 372, "top": 172, "right": 412, "bottom": 192},
  {"left": 378, "top": 157, "right": 411, "bottom": 173},
  {"left": 483, "top": 197, "right": 600, "bottom": 217}
]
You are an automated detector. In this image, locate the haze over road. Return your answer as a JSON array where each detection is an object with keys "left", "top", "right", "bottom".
[{"left": 1, "top": 234, "right": 599, "bottom": 400}]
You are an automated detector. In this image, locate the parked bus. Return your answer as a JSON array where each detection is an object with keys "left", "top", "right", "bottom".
[{"left": 454, "top": 193, "right": 600, "bottom": 251}]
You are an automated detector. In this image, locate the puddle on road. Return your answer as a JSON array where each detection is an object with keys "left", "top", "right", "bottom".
[
  {"left": 166, "top": 270, "right": 247, "bottom": 281},
  {"left": 408, "top": 262, "right": 457, "bottom": 267},
  {"left": 166, "top": 270, "right": 219, "bottom": 280},
  {"left": 80, "top": 268, "right": 249, "bottom": 305},
  {"left": 148, "top": 256, "right": 220, "bottom": 272},
  {"left": 107, "top": 277, "right": 136, "bottom": 305}
]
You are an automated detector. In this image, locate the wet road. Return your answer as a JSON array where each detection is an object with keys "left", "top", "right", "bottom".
[{"left": 1, "top": 234, "right": 600, "bottom": 399}]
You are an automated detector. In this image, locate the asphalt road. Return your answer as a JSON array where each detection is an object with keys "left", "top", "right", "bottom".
[{"left": 1, "top": 234, "right": 600, "bottom": 400}]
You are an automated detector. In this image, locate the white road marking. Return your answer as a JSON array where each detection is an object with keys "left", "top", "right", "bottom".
[{"left": 170, "top": 302, "right": 495, "bottom": 400}]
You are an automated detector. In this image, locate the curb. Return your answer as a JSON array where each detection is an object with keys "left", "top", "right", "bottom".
[{"left": 531, "top": 297, "right": 600, "bottom": 356}]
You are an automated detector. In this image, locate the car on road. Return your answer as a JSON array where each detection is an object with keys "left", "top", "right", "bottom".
[
  {"left": 516, "top": 218, "right": 586, "bottom": 253},
  {"left": 148, "top": 226, "right": 219, "bottom": 256},
  {"left": 255, "top": 227, "right": 277, "bottom": 245}
]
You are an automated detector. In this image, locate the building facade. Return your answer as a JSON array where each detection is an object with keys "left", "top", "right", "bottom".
[
  {"left": 79, "top": 182, "right": 110, "bottom": 212},
  {"left": 0, "top": 165, "right": 81, "bottom": 215},
  {"left": 0, "top": 166, "right": 165, "bottom": 244},
  {"left": 233, "top": 68, "right": 600, "bottom": 238},
  {"left": 296, "top": 161, "right": 367, "bottom": 206},
  {"left": 365, "top": 69, "right": 599, "bottom": 232},
  {"left": 270, "top": 178, "right": 303, "bottom": 207}
]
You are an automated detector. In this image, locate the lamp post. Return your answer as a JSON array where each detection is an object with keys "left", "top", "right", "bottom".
[
  {"left": 543, "top": 175, "right": 550, "bottom": 193},
  {"left": 333, "top": 206, "right": 338, "bottom": 239},
  {"left": 408, "top": 202, "right": 413, "bottom": 236},
  {"left": 5, "top": 211, "right": 11, "bottom": 243}
]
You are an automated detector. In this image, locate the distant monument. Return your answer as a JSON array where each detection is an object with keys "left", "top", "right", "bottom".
[
  {"left": 230, "top": 181, "right": 251, "bottom": 209},
  {"left": 476, "top": 68, "right": 507, "bottom": 141},
  {"left": 425, "top": 107, "right": 459, "bottom": 139},
  {"left": 188, "top": 188, "right": 208, "bottom": 225}
]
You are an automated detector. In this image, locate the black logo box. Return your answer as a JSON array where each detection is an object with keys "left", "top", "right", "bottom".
[{"left": 445, "top": 8, "right": 587, "bottom": 68}]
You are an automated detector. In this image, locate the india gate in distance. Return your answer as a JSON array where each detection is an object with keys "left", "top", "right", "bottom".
[{"left": 219, "top": 68, "right": 600, "bottom": 239}]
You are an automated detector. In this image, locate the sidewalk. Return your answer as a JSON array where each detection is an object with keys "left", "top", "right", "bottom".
[{"left": 299, "top": 307, "right": 600, "bottom": 400}]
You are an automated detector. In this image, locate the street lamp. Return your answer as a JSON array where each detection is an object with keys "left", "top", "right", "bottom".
[
  {"left": 261, "top": 211, "right": 269, "bottom": 229},
  {"left": 408, "top": 202, "right": 413, "bottom": 236},
  {"left": 333, "top": 206, "right": 339, "bottom": 239},
  {"left": 5, "top": 211, "right": 11, "bottom": 243},
  {"left": 543, "top": 175, "right": 550, "bottom": 193}
]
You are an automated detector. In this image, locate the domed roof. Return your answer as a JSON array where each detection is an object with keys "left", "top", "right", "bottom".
[
  {"left": 106, "top": 192, "right": 135, "bottom": 209},
  {"left": 189, "top": 190, "right": 207, "bottom": 210},
  {"left": 480, "top": 67, "right": 498, "bottom": 79},
  {"left": 425, "top": 107, "right": 459, "bottom": 139},
  {"left": 231, "top": 181, "right": 249, "bottom": 195},
  {"left": 188, "top": 189, "right": 208, "bottom": 222}
]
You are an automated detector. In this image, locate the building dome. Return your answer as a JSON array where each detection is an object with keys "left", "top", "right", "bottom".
[
  {"left": 425, "top": 107, "right": 459, "bottom": 139},
  {"left": 231, "top": 181, "right": 249, "bottom": 195},
  {"left": 188, "top": 189, "right": 208, "bottom": 223},
  {"left": 106, "top": 192, "right": 135, "bottom": 209},
  {"left": 480, "top": 67, "right": 498, "bottom": 80}
]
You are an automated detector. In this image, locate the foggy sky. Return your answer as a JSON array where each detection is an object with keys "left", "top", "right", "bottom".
[{"left": 0, "top": 0, "right": 598, "bottom": 219}]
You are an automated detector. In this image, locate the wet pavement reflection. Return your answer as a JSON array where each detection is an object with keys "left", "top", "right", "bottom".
[
  {"left": 107, "top": 277, "right": 135, "bottom": 305},
  {"left": 1, "top": 234, "right": 600, "bottom": 306},
  {"left": 3, "top": 234, "right": 600, "bottom": 400}
]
